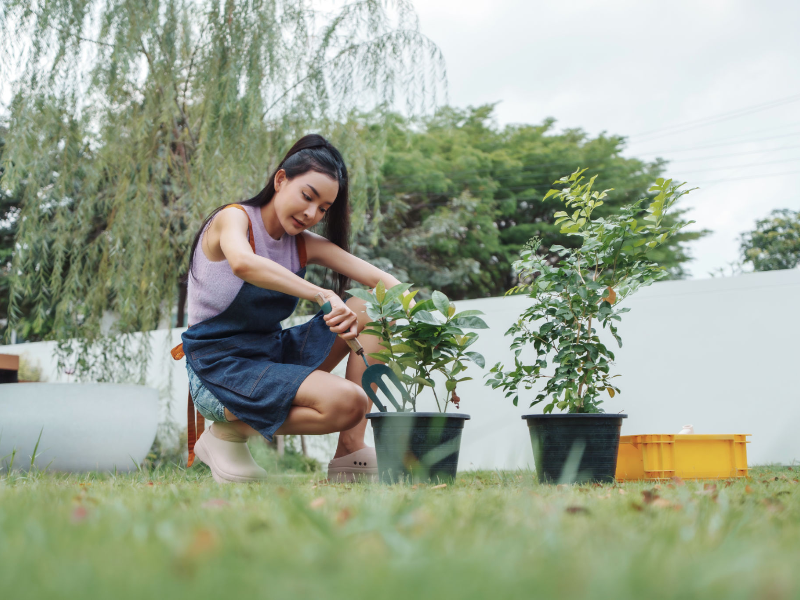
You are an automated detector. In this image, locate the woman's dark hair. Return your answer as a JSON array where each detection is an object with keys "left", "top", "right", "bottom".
[{"left": 186, "top": 134, "right": 351, "bottom": 297}]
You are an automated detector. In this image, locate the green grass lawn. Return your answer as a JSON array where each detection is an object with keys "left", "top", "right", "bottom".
[{"left": 1, "top": 461, "right": 798, "bottom": 600}]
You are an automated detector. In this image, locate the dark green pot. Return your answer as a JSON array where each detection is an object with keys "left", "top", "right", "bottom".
[
  {"left": 366, "top": 412, "right": 470, "bottom": 483},
  {"left": 523, "top": 413, "right": 627, "bottom": 484}
]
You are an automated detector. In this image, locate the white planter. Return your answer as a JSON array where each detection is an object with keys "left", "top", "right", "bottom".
[{"left": 0, "top": 383, "right": 159, "bottom": 473}]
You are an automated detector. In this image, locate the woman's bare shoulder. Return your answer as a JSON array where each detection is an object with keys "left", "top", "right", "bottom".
[{"left": 202, "top": 205, "right": 251, "bottom": 262}]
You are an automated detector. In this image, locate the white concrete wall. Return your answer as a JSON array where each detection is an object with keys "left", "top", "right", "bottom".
[{"left": 2, "top": 268, "right": 799, "bottom": 467}]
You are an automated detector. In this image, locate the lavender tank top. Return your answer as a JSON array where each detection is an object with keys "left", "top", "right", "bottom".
[{"left": 188, "top": 204, "right": 301, "bottom": 326}]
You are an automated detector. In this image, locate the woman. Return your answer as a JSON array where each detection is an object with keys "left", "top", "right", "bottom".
[{"left": 176, "top": 134, "right": 402, "bottom": 483}]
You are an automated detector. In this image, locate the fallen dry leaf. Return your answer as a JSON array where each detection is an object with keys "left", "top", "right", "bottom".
[
  {"left": 671, "top": 476, "right": 685, "bottom": 486},
  {"left": 696, "top": 489, "right": 718, "bottom": 498},
  {"left": 430, "top": 484, "right": 447, "bottom": 490},
  {"left": 762, "top": 498, "right": 784, "bottom": 513},
  {"left": 642, "top": 489, "right": 660, "bottom": 504},
  {"left": 189, "top": 529, "right": 218, "bottom": 555},
  {"left": 745, "top": 485, "right": 754, "bottom": 494},
  {"left": 704, "top": 483, "right": 718, "bottom": 492},
  {"left": 71, "top": 506, "right": 88, "bottom": 524},
  {"left": 651, "top": 498, "right": 680, "bottom": 509},
  {"left": 309, "top": 497, "right": 326, "bottom": 509},
  {"left": 618, "top": 488, "right": 627, "bottom": 496},
  {"left": 565, "top": 506, "right": 589, "bottom": 514},
  {"left": 336, "top": 508, "right": 353, "bottom": 525},
  {"left": 630, "top": 502, "right": 644, "bottom": 512}
]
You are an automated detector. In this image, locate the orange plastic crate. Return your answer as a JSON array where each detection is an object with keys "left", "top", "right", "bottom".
[{"left": 615, "top": 434, "right": 750, "bottom": 481}]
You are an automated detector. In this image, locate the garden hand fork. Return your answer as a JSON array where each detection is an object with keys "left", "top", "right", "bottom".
[{"left": 315, "top": 293, "right": 411, "bottom": 412}]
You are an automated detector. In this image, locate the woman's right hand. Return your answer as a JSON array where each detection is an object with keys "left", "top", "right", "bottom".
[{"left": 320, "top": 293, "right": 359, "bottom": 340}]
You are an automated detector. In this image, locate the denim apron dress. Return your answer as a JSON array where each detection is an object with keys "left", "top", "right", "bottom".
[{"left": 171, "top": 204, "right": 336, "bottom": 466}]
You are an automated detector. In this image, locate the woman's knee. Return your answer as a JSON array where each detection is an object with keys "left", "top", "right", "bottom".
[{"left": 330, "top": 381, "right": 368, "bottom": 430}]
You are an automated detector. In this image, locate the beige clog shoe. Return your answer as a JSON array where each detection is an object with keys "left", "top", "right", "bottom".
[
  {"left": 327, "top": 447, "right": 378, "bottom": 482},
  {"left": 193, "top": 429, "right": 268, "bottom": 484}
]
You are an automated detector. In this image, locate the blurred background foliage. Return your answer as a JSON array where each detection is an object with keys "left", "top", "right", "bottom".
[
  {"left": 0, "top": 0, "right": 444, "bottom": 379},
  {"left": 352, "top": 105, "right": 707, "bottom": 300},
  {"left": 0, "top": 0, "right": 718, "bottom": 381},
  {"left": 739, "top": 208, "right": 800, "bottom": 272}
]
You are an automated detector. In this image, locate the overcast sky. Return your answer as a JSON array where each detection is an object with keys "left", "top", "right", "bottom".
[
  {"left": 3, "top": 1, "right": 798, "bottom": 278},
  {"left": 414, "top": 0, "right": 800, "bottom": 278}
]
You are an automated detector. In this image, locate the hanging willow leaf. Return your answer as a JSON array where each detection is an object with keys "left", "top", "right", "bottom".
[{"left": 1, "top": 0, "right": 445, "bottom": 381}]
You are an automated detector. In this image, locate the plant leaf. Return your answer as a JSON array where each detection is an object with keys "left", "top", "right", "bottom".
[
  {"left": 346, "top": 288, "right": 374, "bottom": 302},
  {"left": 375, "top": 280, "right": 386, "bottom": 304},
  {"left": 432, "top": 291, "right": 451, "bottom": 316},
  {"left": 401, "top": 289, "right": 419, "bottom": 312},
  {"left": 465, "top": 351, "right": 485, "bottom": 368},
  {"left": 384, "top": 282, "right": 412, "bottom": 305},
  {"left": 452, "top": 310, "right": 484, "bottom": 319},
  {"left": 413, "top": 310, "right": 441, "bottom": 326},
  {"left": 409, "top": 298, "right": 435, "bottom": 317},
  {"left": 451, "top": 316, "right": 489, "bottom": 329}
]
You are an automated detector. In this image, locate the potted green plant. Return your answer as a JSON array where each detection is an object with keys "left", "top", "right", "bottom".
[
  {"left": 486, "top": 169, "right": 695, "bottom": 483},
  {"left": 348, "top": 282, "right": 487, "bottom": 483}
]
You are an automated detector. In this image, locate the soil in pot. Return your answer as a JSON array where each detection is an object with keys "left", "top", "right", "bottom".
[
  {"left": 366, "top": 412, "right": 470, "bottom": 483},
  {"left": 523, "top": 414, "right": 627, "bottom": 484}
]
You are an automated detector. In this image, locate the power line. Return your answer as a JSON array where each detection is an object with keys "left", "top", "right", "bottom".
[
  {"left": 628, "top": 93, "right": 800, "bottom": 142},
  {"left": 378, "top": 165, "right": 800, "bottom": 211},
  {"left": 377, "top": 138, "right": 800, "bottom": 191},
  {"left": 668, "top": 144, "right": 800, "bottom": 163},
  {"left": 378, "top": 143, "right": 800, "bottom": 193},
  {"left": 671, "top": 157, "right": 800, "bottom": 175},
  {"left": 634, "top": 132, "right": 800, "bottom": 155},
  {"left": 690, "top": 169, "right": 800, "bottom": 185}
]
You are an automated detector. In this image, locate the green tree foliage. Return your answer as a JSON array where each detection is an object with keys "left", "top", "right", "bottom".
[
  {"left": 0, "top": 0, "right": 443, "bottom": 376},
  {"left": 355, "top": 106, "right": 707, "bottom": 299},
  {"left": 0, "top": 127, "right": 17, "bottom": 329},
  {"left": 739, "top": 209, "right": 800, "bottom": 271}
]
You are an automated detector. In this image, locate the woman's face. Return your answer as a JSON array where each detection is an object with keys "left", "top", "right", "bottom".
[{"left": 273, "top": 169, "right": 338, "bottom": 234}]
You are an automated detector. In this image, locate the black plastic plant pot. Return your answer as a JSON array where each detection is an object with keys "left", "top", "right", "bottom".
[
  {"left": 522, "top": 413, "right": 628, "bottom": 484},
  {"left": 366, "top": 412, "right": 470, "bottom": 483}
]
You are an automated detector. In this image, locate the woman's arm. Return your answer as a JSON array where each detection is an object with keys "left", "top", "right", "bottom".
[
  {"left": 303, "top": 231, "right": 403, "bottom": 289},
  {"left": 213, "top": 208, "right": 331, "bottom": 302}
]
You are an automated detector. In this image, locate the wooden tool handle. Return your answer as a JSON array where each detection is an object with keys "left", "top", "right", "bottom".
[{"left": 314, "top": 293, "right": 364, "bottom": 355}]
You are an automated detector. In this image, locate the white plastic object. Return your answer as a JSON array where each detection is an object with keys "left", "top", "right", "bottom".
[{"left": 677, "top": 424, "right": 694, "bottom": 435}]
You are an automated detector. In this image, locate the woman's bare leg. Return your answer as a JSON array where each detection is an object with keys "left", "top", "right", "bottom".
[
  {"left": 312, "top": 296, "right": 382, "bottom": 457},
  {"left": 213, "top": 296, "right": 377, "bottom": 451},
  {"left": 213, "top": 369, "right": 368, "bottom": 441}
]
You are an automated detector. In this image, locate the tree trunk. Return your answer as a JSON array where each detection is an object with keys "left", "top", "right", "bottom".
[
  {"left": 276, "top": 435, "right": 285, "bottom": 457},
  {"left": 300, "top": 435, "right": 307, "bottom": 456},
  {"left": 176, "top": 277, "right": 188, "bottom": 327}
]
